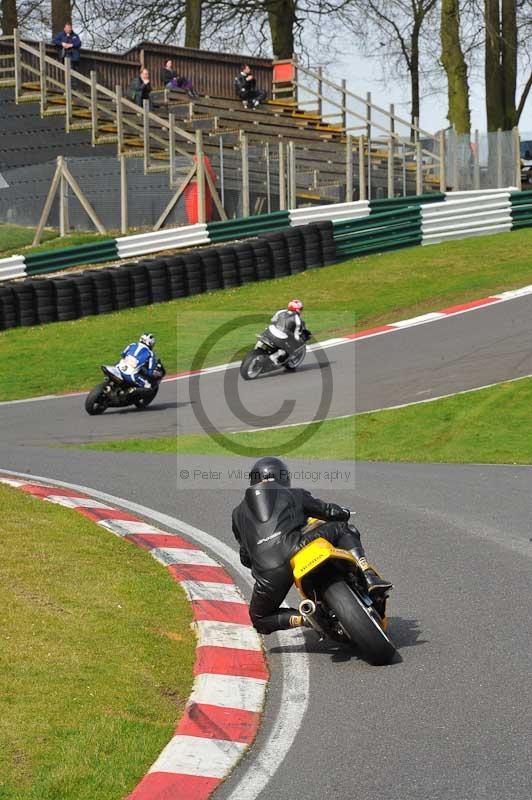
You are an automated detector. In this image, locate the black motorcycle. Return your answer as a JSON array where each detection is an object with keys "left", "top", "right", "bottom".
[
  {"left": 240, "top": 328, "right": 311, "bottom": 381},
  {"left": 84, "top": 359, "right": 166, "bottom": 415}
]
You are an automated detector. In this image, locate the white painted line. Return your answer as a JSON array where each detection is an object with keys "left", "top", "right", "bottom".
[
  {"left": 148, "top": 734, "right": 248, "bottom": 778},
  {"left": 151, "top": 546, "right": 219, "bottom": 567},
  {"left": 195, "top": 620, "right": 262, "bottom": 651},
  {"left": 0, "top": 469, "right": 309, "bottom": 800},
  {"left": 180, "top": 580, "right": 246, "bottom": 603},
  {"left": 98, "top": 519, "right": 163, "bottom": 536},
  {"left": 190, "top": 673, "right": 267, "bottom": 712},
  {"left": 44, "top": 495, "right": 114, "bottom": 509},
  {"left": 392, "top": 312, "right": 446, "bottom": 328}
]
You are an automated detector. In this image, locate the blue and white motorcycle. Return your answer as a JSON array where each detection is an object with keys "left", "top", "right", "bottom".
[{"left": 84, "top": 357, "right": 166, "bottom": 415}]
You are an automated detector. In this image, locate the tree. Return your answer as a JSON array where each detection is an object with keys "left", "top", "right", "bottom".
[
  {"left": 185, "top": 0, "right": 202, "bottom": 47},
  {"left": 51, "top": 0, "right": 72, "bottom": 34},
  {"left": 267, "top": 0, "right": 297, "bottom": 58},
  {"left": 1, "top": 0, "right": 18, "bottom": 34},
  {"left": 441, "top": 0, "right": 471, "bottom": 133}
]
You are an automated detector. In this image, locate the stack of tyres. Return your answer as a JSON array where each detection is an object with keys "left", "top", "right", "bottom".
[
  {"left": 164, "top": 256, "right": 188, "bottom": 299},
  {"left": 52, "top": 277, "right": 78, "bottom": 321},
  {"left": 12, "top": 281, "right": 38, "bottom": 327},
  {"left": 128, "top": 263, "right": 151, "bottom": 307},
  {"left": 182, "top": 252, "right": 203, "bottom": 295},
  {"left": 300, "top": 225, "right": 323, "bottom": 268},
  {"left": 200, "top": 249, "right": 223, "bottom": 292},
  {"left": 86, "top": 270, "right": 114, "bottom": 314},
  {"left": 234, "top": 242, "right": 257, "bottom": 285},
  {"left": 218, "top": 247, "right": 240, "bottom": 289},
  {"left": 70, "top": 273, "right": 96, "bottom": 318},
  {"left": 33, "top": 278, "right": 57, "bottom": 323},
  {"left": 261, "top": 232, "right": 290, "bottom": 277},
  {"left": 146, "top": 260, "right": 170, "bottom": 303},
  {"left": 314, "top": 220, "right": 337, "bottom": 264},
  {"left": 283, "top": 228, "right": 306, "bottom": 274},
  {"left": 0, "top": 285, "right": 17, "bottom": 330},
  {"left": 250, "top": 239, "right": 273, "bottom": 281},
  {"left": 108, "top": 267, "right": 132, "bottom": 311}
]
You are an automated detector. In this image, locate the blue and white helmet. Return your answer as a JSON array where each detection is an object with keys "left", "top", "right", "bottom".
[{"left": 139, "top": 332, "right": 155, "bottom": 349}]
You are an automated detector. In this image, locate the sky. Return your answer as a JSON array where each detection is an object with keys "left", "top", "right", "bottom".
[{"left": 330, "top": 50, "right": 532, "bottom": 139}]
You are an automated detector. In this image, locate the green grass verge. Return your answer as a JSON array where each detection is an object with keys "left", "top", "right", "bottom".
[
  {"left": 1, "top": 228, "right": 531, "bottom": 401},
  {"left": 0, "top": 483, "right": 195, "bottom": 800},
  {"left": 82, "top": 377, "right": 532, "bottom": 464},
  {"left": 0, "top": 224, "right": 113, "bottom": 258}
]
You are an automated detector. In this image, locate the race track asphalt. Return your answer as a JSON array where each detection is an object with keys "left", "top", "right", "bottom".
[
  {"left": 2, "top": 292, "right": 532, "bottom": 444},
  {"left": 1, "top": 447, "right": 531, "bottom": 800},
  {"left": 2, "top": 294, "right": 532, "bottom": 799}
]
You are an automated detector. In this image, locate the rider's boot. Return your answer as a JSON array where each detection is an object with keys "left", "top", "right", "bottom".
[
  {"left": 350, "top": 547, "right": 393, "bottom": 595},
  {"left": 289, "top": 613, "right": 311, "bottom": 628}
]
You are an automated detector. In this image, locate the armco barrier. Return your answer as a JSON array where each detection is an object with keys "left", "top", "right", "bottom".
[
  {"left": 333, "top": 206, "right": 422, "bottom": 258},
  {"left": 25, "top": 239, "right": 119, "bottom": 275},
  {"left": 0, "top": 255, "right": 26, "bottom": 281},
  {"left": 289, "top": 201, "right": 370, "bottom": 226},
  {"left": 115, "top": 223, "right": 209, "bottom": 258},
  {"left": 510, "top": 189, "right": 532, "bottom": 230},
  {"left": 421, "top": 192, "right": 512, "bottom": 245},
  {"left": 369, "top": 193, "right": 445, "bottom": 213},
  {"left": 207, "top": 211, "right": 290, "bottom": 243},
  {"left": 0, "top": 222, "right": 336, "bottom": 331}
]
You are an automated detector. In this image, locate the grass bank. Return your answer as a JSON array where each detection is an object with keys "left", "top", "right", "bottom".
[
  {"left": 1, "top": 228, "right": 531, "bottom": 401},
  {"left": 0, "top": 224, "right": 114, "bottom": 258},
  {"left": 82, "top": 377, "right": 532, "bottom": 464},
  {"left": 0, "top": 483, "right": 195, "bottom": 800}
]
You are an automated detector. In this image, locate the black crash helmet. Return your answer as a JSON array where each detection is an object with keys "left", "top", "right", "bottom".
[{"left": 249, "top": 457, "right": 291, "bottom": 487}]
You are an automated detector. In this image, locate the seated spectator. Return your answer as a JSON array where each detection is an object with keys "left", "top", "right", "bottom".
[
  {"left": 161, "top": 60, "right": 198, "bottom": 98},
  {"left": 130, "top": 67, "right": 153, "bottom": 109},
  {"left": 235, "top": 64, "right": 267, "bottom": 110},
  {"left": 52, "top": 22, "right": 81, "bottom": 67}
]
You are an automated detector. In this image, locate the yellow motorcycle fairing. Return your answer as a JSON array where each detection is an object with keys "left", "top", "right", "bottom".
[{"left": 290, "top": 536, "right": 357, "bottom": 594}]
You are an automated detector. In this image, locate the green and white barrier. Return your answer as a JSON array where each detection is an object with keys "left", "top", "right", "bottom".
[{"left": 1, "top": 188, "right": 531, "bottom": 283}]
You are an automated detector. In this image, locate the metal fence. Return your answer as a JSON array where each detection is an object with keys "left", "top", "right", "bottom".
[{"left": 444, "top": 128, "right": 521, "bottom": 191}]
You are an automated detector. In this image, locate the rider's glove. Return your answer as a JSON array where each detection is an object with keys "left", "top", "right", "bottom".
[{"left": 239, "top": 546, "right": 252, "bottom": 569}]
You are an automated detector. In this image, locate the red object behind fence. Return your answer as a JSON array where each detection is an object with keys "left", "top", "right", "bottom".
[{"left": 184, "top": 155, "right": 216, "bottom": 224}]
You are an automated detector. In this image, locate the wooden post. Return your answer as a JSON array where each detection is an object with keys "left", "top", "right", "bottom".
[
  {"left": 265, "top": 143, "right": 271, "bottom": 213},
  {"left": 416, "top": 138, "right": 423, "bottom": 195},
  {"left": 240, "top": 132, "right": 250, "bottom": 217},
  {"left": 39, "top": 40, "right": 47, "bottom": 117},
  {"left": 219, "top": 135, "right": 225, "bottom": 207},
  {"left": 115, "top": 85, "right": 124, "bottom": 155},
  {"left": 366, "top": 92, "right": 372, "bottom": 199},
  {"left": 90, "top": 70, "right": 98, "bottom": 146},
  {"left": 288, "top": 141, "right": 296, "bottom": 209},
  {"left": 358, "top": 136, "right": 366, "bottom": 201},
  {"left": 387, "top": 135, "right": 394, "bottom": 197},
  {"left": 278, "top": 141, "right": 286, "bottom": 210},
  {"left": 402, "top": 142, "right": 407, "bottom": 196},
  {"left": 143, "top": 99, "right": 150, "bottom": 174},
  {"left": 452, "top": 126, "right": 459, "bottom": 190},
  {"left": 168, "top": 112, "right": 176, "bottom": 186},
  {"left": 59, "top": 158, "right": 68, "bottom": 237},
  {"left": 154, "top": 164, "right": 196, "bottom": 230},
  {"left": 345, "top": 135, "right": 353, "bottom": 201},
  {"left": 317, "top": 67, "right": 323, "bottom": 118},
  {"left": 33, "top": 158, "right": 63, "bottom": 245},
  {"left": 64, "top": 57, "right": 72, "bottom": 133},
  {"left": 120, "top": 154, "right": 128, "bottom": 234},
  {"left": 439, "top": 130, "right": 446, "bottom": 192},
  {"left": 512, "top": 127, "right": 521, "bottom": 188},
  {"left": 341, "top": 78, "right": 347, "bottom": 130},
  {"left": 496, "top": 128, "right": 503, "bottom": 188},
  {"left": 474, "top": 129, "right": 480, "bottom": 189},
  {"left": 196, "top": 129, "right": 206, "bottom": 223},
  {"left": 13, "top": 28, "right": 21, "bottom": 103}
]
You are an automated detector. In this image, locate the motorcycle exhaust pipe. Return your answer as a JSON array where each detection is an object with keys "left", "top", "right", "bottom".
[{"left": 299, "top": 599, "right": 316, "bottom": 618}]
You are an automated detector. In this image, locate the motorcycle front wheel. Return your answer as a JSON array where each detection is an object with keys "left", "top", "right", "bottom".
[
  {"left": 322, "top": 580, "right": 396, "bottom": 666},
  {"left": 85, "top": 382, "right": 108, "bottom": 415},
  {"left": 240, "top": 349, "right": 268, "bottom": 380},
  {"left": 284, "top": 346, "right": 306, "bottom": 371}
]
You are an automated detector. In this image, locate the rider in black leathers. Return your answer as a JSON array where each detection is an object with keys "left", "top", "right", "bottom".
[{"left": 232, "top": 457, "right": 392, "bottom": 635}]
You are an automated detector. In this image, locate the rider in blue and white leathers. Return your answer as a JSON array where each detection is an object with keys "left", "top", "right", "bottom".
[{"left": 114, "top": 333, "right": 157, "bottom": 389}]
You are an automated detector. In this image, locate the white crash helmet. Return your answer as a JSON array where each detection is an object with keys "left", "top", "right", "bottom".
[{"left": 139, "top": 332, "right": 155, "bottom": 349}]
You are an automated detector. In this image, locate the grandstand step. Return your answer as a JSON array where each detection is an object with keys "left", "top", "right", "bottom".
[
  {"left": 43, "top": 107, "right": 66, "bottom": 116},
  {"left": 21, "top": 81, "right": 40, "bottom": 91},
  {"left": 146, "top": 164, "right": 171, "bottom": 174},
  {"left": 0, "top": 66, "right": 15, "bottom": 74},
  {"left": 69, "top": 121, "right": 92, "bottom": 131},
  {"left": 95, "top": 134, "right": 118, "bottom": 144},
  {"left": 0, "top": 78, "right": 15, "bottom": 87},
  {"left": 72, "top": 109, "right": 92, "bottom": 118},
  {"left": 99, "top": 123, "right": 118, "bottom": 133},
  {"left": 17, "top": 92, "right": 42, "bottom": 103}
]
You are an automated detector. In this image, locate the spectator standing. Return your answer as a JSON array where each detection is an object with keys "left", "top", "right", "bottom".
[
  {"left": 235, "top": 64, "right": 267, "bottom": 110},
  {"left": 130, "top": 67, "right": 153, "bottom": 108},
  {"left": 52, "top": 22, "right": 81, "bottom": 67},
  {"left": 161, "top": 60, "right": 198, "bottom": 98}
]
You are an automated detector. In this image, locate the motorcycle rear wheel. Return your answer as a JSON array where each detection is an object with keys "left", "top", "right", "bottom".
[
  {"left": 284, "top": 346, "right": 306, "bottom": 371},
  {"left": 85, "top": 382, "right": 108, "bottom": 415},
  {"left": 134, "top": 386, "right": 159, "bottom": 409},
  {"left": 322, "top": 580, "right": 396, "bottom": 666},
  {"left": 240, "top": 349, "right": 268, "bottom": 380}
]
